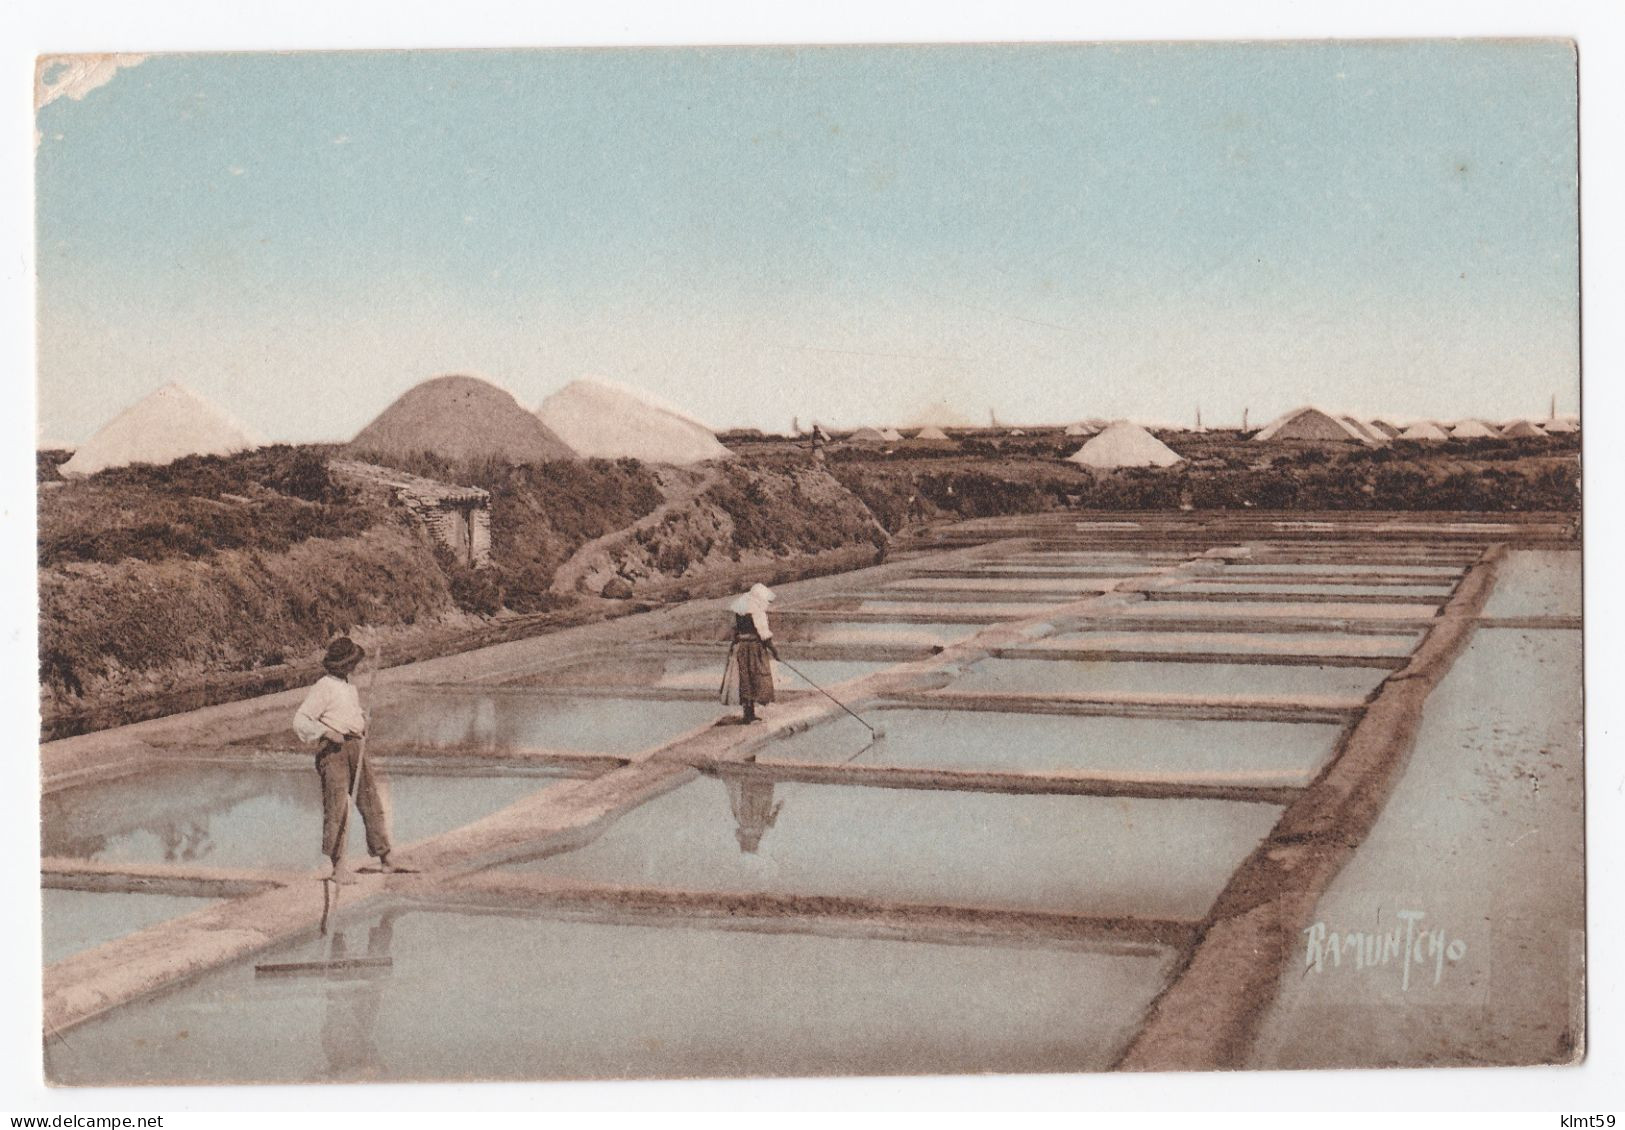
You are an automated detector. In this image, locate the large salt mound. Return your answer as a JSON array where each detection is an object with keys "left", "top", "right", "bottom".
[
  {"left": 536, "top": 378, "right": 731, "bottom": 464},
  {"left": 1500, "top": 420, "right": 1546, "bottom": 438},
  {"left": 1449, "top": 419, "right": 1498, "bottom": 439},
  {"left": 1253, "top": 406, "right": 1374, "bottom": 444},
  {"left": 350, "top": 375, "right": 576, "bottom": 463},
  {"left": 59, "top": 381, "right": 260, "bottom": 478},
  {"left": 1067, "top": 421, "right": 1184, "bottom": 469}
]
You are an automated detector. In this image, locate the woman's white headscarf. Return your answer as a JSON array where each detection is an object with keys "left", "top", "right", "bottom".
[{"left": 729, "top": 583, "right": 776, "bottom": 615}]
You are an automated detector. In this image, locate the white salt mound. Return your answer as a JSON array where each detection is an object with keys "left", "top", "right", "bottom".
[
  {"left": 537, "top": 378, "right": 731, "bottom": 465},
  {"left": 1067, "top": 421, "right": 1184, "bottom": 469},
  {"left": 58, "top": 381, "right": 260, "bottom": 477},
  {"left": 1500, "top": 420, "right": 1546, "bottom": 438},
  {"left": 1398, "top": 421, "right": 1449, "bottom": 441},
  {"left": 914, "top": 425, "right": 951, "bottom": 441},
  {"left": 1449, "top": 420, "right": 1498, "bottom": 439}
]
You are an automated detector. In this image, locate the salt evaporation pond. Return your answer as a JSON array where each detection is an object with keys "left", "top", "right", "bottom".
[
  {"left": 949, "top": 657, "right": 1386, "bottom": 700},
  {"left": 853, "top": 599, "right": 1073, "bottom": 618},
  {"left": 883, "top": 576, "right": 1111, "bottom": 594},
  {"left": 1118, "top": 601, "right": 1435, "bottom": 621},
  {"left": 1481, "top": 550, "right": 1581, "bottom": 618},
  {"left": 43, "top": 888, "right": 222, "bottom": 965},
  {"left": 1250, "top": 625, "right": 1582, "bottom": 1069},
  {"left": 45, "top": 903, "right": 1177, "bottom": 1083},
  {"left": 370, "top": 693, "right": 722, "bottom": 754},
  {"left": 42, "top": 764, "right": 557, "bottom": 871},
  {"left": 759, "top": 707, "right": 1341, "bottom": 785},
  {"left": 770, "top": 619, "right": 983, "bottom": 648},
  {"left": 518, "top": 777, "right": 1282, "bottom": 921},
  {"left": 948, "top": 564, "right": 1152, "bottom": 577},
  {"left": 1221, "top": 563, "right": 1464, "bottom": 577},
  {"left": 506, "top": 652, "right": 889, "bottom": 692},
  {"left": 1012, "top": 629, "right": 1419, "bottom": 658},
  {"left": 1177, "top": 581, "right": 1452, "bottom": 597}
]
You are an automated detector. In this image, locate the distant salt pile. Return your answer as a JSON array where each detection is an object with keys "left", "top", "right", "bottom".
[
  {"left": 1338, "top": 415, "right": 1390, "bottom": 444},
  {"left": 1253, "top": 406, "right": 1376, "bottom": 444},
  {"left": 848, "top": 427, "right": 887, "bottom": 443},
  {"left": 1398, "top": 421, "right": 1449, "bottom": 441},
  {"left": 1064, "top": 422, "right": 1097, "bottom": 437},
  {"left": 1500, "top": 420, "right": 1546, "bottom": 438},
  {"left": 1542, "top": 418, "right": 1578, "bottom": 434},
  {"left": 1067, "top": 421, "right": 1183, "bottom": 469},
  {"left": 914, "top": 425, "right": 952, "bottom": 441},
  {"left": 537, "top": 378, "right": 731, "bottom": 465},
  {"left": 1449, "top": 419, "right": 1498, "bottom": 439},
  {"left": 878, "top": 428, "right": 903, "bottom": 442},
  {"left": 59, "top": 381, "right": 260, "bottom": 478},
  {"left": 350, "top": 375, "right": 575, "bottom": 464}
]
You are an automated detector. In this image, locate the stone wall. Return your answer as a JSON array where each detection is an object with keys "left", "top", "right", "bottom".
[{"left": 330, "top": 459, "right": 492, "bottom": 566}]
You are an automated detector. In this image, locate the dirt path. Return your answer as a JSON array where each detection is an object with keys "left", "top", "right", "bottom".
[{"left": 549, "top": 466, "right": 721, "bottom": 596}]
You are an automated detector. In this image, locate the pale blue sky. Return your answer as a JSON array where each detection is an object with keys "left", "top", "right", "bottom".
[{"left": 36, "top": 41, "right": 1578, "bottom": 441}]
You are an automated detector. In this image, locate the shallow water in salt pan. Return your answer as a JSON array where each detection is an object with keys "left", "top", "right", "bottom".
[
  {"left": 1177, "top": 581, "right": 1451, "bottom": 597},
  {"left": 1481, "top": 550, "right": 1580, "bottom": 618},
  {"left": 42, "top": 765, "right": 559, "bottom": 870},
  {"left": 1013, "top": 629, "right": 1419, "bottom": 658},
  {"left": 45, "top": 903, "right": 1177, "bottom": 1083},
  {"left": 884, "top": 576, "right": 1114, "bottom": 594},
  {"left": 505, "top": 652, "right": 889, "bottom": 692},
  {"left": 1117, "top": 601, "right": 1435, "bottom": 621},
  {"left": 1223, "top": 563, "right": 1464, "bottom": 577},
  {"left": 518, "top": 777, "right": 1282, "bottom": 921},
  {"left": 949, "top": 657, "right": 1386, "bottom": 700},
  {"left": 371, "top": 694, "right": 722, "bottom": 754},
  {"left": 758, "top": 707, "right": 1339, "bottom": 785},
  {"left": 43, "top": 888, "right": 222, "bottom": 965}
]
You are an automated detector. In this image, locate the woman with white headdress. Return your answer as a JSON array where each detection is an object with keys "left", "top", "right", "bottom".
[{"left": 721, "top": 582, "right": 778, "bottom": 723}]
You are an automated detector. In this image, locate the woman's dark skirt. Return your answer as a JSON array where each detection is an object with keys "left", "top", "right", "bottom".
[{"left": 722, "top": 639, "right": 776, "bottom": 705}]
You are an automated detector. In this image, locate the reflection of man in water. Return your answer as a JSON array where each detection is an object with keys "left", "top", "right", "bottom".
[
  {"left": 319, "top": 908, "right": 398, "bottom": 1081},
  {"left": 725, "top": 777, "right": 782, "bottom": 853}
]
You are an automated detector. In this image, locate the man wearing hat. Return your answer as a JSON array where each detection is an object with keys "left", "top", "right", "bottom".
[{"left": 293, "top": 636, "right": 395, "bottom": 881}]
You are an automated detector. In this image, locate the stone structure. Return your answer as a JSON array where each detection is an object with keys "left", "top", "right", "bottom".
[{"left": 330, "top": 460, "right": 492, "bottom": 566}]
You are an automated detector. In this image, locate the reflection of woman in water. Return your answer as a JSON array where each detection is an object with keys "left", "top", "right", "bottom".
[
  {"left": 725, "top": 777, "right": 782, "bottom": 853},
  {"left": 721, "top": 583, "right": 779, "bottom": 724}
]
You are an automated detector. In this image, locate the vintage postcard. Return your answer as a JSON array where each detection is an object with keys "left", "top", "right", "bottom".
[{"left": 34, "top": 41, "right": 1581, "bottom": 1086}]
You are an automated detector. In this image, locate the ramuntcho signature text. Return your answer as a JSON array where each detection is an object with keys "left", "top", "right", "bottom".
[{"left": 1303, "top": 910, "right": 1467, "bottom": 991}]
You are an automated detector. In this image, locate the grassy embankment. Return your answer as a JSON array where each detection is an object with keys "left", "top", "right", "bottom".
[
  {"left": 38, "top": 446, "right": 887, "bottom": 737},
  {"left": 38, "top": 429, "right": 1578, "bottom": 737}
]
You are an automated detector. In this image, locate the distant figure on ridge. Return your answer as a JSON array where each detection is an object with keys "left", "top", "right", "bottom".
[
  {"left": 294, "top": 637, "right": 396, "bottom": 882},
  {"left": 721, "top": 583, "right": 779, "bottom": 724}
]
